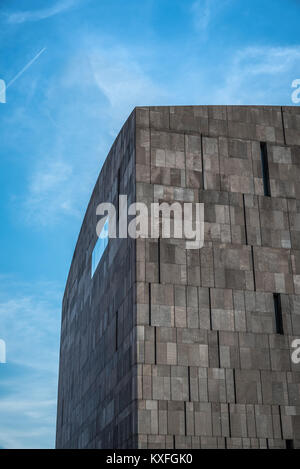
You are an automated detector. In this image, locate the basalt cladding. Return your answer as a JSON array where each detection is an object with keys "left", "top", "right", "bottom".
[{"left": 56, "top": 105, "right": 300, "bottom": 449}]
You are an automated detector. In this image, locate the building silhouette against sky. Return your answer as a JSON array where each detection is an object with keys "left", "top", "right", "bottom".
[{"left": 56, "top": 105, "right": 300, "bottom": 449}]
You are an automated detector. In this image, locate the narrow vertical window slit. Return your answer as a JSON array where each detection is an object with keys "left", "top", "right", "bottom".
[
  {"left": 260, "top": 142, "right": 271, "bottom": 197},
  {"left": 233, "top": 368, "right": 237, "bottom": 404},
  {"left": 273, "top": 293, "right": 284, "bottom": 335}
]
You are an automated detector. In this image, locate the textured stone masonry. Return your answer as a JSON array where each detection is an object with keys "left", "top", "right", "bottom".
[{"left": 56, "top": 106, "right": 300, "bottom": 449}]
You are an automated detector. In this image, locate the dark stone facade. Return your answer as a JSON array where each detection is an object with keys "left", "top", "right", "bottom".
[{"left": 56, "top": 106, "right": 300, "bottom": 449}]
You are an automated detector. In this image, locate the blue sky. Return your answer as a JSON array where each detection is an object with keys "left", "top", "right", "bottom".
[{"left": 0, "top": 0, "right": 299, "bottom": 449}]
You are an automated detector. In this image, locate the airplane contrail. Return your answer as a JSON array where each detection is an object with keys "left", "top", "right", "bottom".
[{"left": 6, "top": 47, "right": 46, "bottom": 88}]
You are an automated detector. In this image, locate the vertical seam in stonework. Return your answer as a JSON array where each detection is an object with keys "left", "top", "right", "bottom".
[
  {"left": 149, "top": 283, "right": 151, "bottom": 326},
  {"left": 184, "top": 401, "right": 187, "bottom": 436},
  {"left": 250, "top": 402, "right": 258, "bottom": 440},
  {"left": 227, "top": 403, "right": 232, "bottom": 438},
  {"left": 173, "top": 282, "right": 175, "bottom": 329},
  {"left": 206, "top": 366, "right": 209, "bottom": 403},
  {"left": 140, "top": 365, "right": 143, "bottom": 413},
  {"left": 232, "top": 289, "right": 236, "bottom": 333},
  {"left": 286, "top": 205, "right": 294, "bottom": 297},
  {"left": 249, "top": 136, "right": 255, "bottom": 193},
  {"left": 288, "top": 250, "right": 294, "bottom": 295},
  {"left": 200, "top": 134, "right": 205, "bottom": 190},
  {"left": 208, "top": 287, "right": 212, "bottom": 331},
  {"left": 242, "top": 194, "right": 248, "bottom": 246},
  {"left": 242, "top": 289, "right": 247, "bottom": 334},
  {"left": 188, "top": 366, "right": 191, "bottom": 401},
  {"left": 212, "top": 242, "right": 216, "bottom": 289},
  {"left": 174, "top": 303, "right": 177, "bottom": 344},
  {"left": 281, "top": 106, "right": 287, "bottom": 146},
  {"left": 251, "top": 245, "right": 256, "bottom": 291},
  {"left": 154, "top": 326, "right": 157, "bottom": 365},
  {"left": 157, "top": 237, "right": 161, "bottom": 283},
  {"left": 278, "top": 405, "right": 284, "bottom": 440},
  {"left": 228, "top": 192, "right": 233, "bottom": 245},
  {"left": 217, "top": 133, "right": 221, "bottom": 192},
  {"left": 257, "top": 195, "right": 262, "bottom": 246},
  {"left": 258, "top": 369, "right": 262, "bottom": 406},
  {"left": 217, "top": 330, "right": 221, "bottom": 368},
  {"left": 225, "top": 105, "right": 229, "bottom": 138},
  {"left": 286, "top": 199, "right": 292, "bottom": 247},
  {"left": 232, "top": 368, "right": 237, "bottom": 404},
  {"left": 237, "top": 321, "right": 241, "bottom": 369},
  {"left": 186, "top": 243, "right": 188, "bottom": 295},
  {"left": 184, "top": 285, "right": 187, "bottom": 329}
]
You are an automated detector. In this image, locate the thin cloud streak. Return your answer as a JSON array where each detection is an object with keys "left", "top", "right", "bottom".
[
  {"left": 21, "top": 41, "right": 300, "bottom": 225},
  {"left": 0, "top": 279, "right": 61, "bottom": 371},
  {"left": 6, "top": 0, "right": 79, "bottom": 24},
  {"left": 214, "top": 45, "right": 300, "bottom": 103},
  {"left": 191, "top": 0, "right": 232, "bottom": 32},
  {"left": 89, "top": 45, "right": 167, "bottom": 115},
  {"left": 191, "top": 0, "right": 212, "bottom": 31},
  {"left": 22, "top": 41, "right": 169, "bottom": 226},
  {"left": 0, "top": 279, "right": 61, "bottom": 448},
  {"left": 24, "top": 156, "right": 91, "bottom": 224},
  {"left": 7, "top": 48, "right": 46, "bottom": 88}
]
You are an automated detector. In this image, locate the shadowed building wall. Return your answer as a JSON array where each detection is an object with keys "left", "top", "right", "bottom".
[{"left": 56, "top": 105, "right": 300, "bottom": 449}]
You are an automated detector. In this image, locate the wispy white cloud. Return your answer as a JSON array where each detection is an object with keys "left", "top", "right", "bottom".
[
  {"left": 24, "top": 159, "right": 80, "bottom": 225},
  {"left": 19, "top": 37, "right": 300, "bottom": 227},
  {"left": 0, "top": 380, "right": 58, "bottom": 449},
  {"left": 242, "top": 46, "right": 300, "bottom": 74},
  {"left": 190, "top": 0, "right": 233, "bottom": 35},
  {"left": 7, "top": 48, "right": 46, "bottom": 88},
  {"left": 0, "top": 421, "right": 56, "bottom": 449},
  {"left": 31, "top": 160, "right": 72, "bottom": 193},
  {"left": 0, "top": 278, "right": 61, "bottom": 448},
  {"left": 6, "top": 0, "right": 79, "bottom": 24},
  {"left": 61, "top": 40, "right": 168, "bottom": 122},
  {"left": 0, "top": 278, "right": 61, "bottom": 371},
  {"left": 0, "top": 398, "right": 56, "bottom": 415},
  {"left": 89, "top": 45, "right": 165, "bottom": 113},
  {"left": 21, "top": 40, "right": 168, "bottom": 226},
  {"left": 214, "top": 45, "right": 300, "bottom": 103},
  {"left": 191, "top": 0, "right": 213, "bottom": 32}
]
